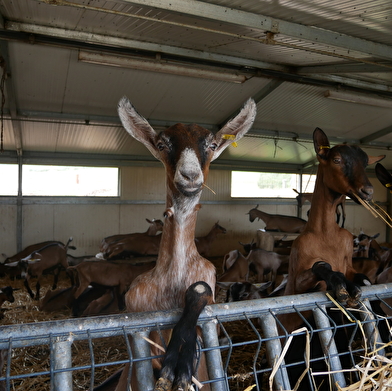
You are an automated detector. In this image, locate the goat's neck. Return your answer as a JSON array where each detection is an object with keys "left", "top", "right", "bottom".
[
  {"left": 307, "top": 170, "right": 342, "bottom": 231},
  {"left": 158, "top": 188, "right": 201, "bottom": 267}
]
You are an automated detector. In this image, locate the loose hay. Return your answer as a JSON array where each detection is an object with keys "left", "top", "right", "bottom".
[{"left": 0, "top": 257, "right": 267, "bottom": 391}]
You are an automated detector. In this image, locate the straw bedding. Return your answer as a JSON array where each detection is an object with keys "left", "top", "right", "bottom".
[{"left": 1, "top": 256, "right": 390, "bottom": 391}]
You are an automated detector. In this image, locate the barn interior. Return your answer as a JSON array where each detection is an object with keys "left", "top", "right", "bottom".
[
  {"left": 0, "top": 1, "right": 392, "bottom": 391},
  {"left": 0, "top": 0, "right": 392, "bottom": 256}
]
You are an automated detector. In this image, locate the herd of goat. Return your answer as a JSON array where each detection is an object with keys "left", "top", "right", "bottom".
[
  {"left": 1, "top": 206, "right": 391, "bottom": 319},
  {"left": 3, "top": 96, "right": 392, "bottom": 391}
]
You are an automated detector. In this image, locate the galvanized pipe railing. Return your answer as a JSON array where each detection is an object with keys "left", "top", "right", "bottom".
[{"left": 0, "top": 283, "right": 391, "bottom": 390}]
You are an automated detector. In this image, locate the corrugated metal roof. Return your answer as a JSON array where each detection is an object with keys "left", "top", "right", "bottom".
[{"left": 0, "top": 0, "right": 391, "bottom": 170}]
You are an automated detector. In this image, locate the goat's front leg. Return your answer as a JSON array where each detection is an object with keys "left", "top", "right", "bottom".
[
  {"left": 35, "top": 279, "right": 41, "bottom": 300},
  {"left": 155, "top": 282, "right": 212, "bottom": 391},
  {"left": 311, "top": 261, "right": 361, "bottom": 306},
  {"left": 24, "top": 277, "right": 35, "bottom": 299}
]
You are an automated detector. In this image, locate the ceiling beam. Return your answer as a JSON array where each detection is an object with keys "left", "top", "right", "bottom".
[
  {"left": 298, "top": 63, "right": 392, "bottom": 74},
  {"left": 360, "top": 124, "right": 392, "bottom": 144},
  {"left": 218, "top": 79, "right": 284, "bottom": 127},
  {"left": 4, "top": 21, "right": 286, "bottom": 73},
  {"left": 117, "top": 0, "right": 392, "bottom": 62},
  {"left": 4, "top": 22, "right": 392, "bottom": 97},
  {"left": 0, "top": 40, "right": 22, "bottom": 154}
]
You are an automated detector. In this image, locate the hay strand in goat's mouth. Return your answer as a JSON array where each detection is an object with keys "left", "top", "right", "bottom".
[
  {"left": 202, "top": 183, "right": 216, "bottom": 195},
  {"left": 352, "top": 194, "right": 392, "bottom": 228}
]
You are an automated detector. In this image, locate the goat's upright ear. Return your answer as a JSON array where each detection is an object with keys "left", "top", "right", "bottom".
[
  {"left": 118, "top": 97, "right": 160, "bottom": 159},
  {"left": 376, "top": 163, "right": 392, "bottom": 189},
  {"left": 212, "top": 98, "right": 257, "bottom": 161},
  {"left": 313, "top": 127, "right": 330, "bottom": 161}
]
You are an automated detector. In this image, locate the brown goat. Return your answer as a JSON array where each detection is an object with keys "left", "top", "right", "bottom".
[
  {"left": 39, "top": 286, "right": 76, "bottom": 312},
  {"left": 7, "top": 238, "right": 74, "bottom": 300},
  {"left": 195, "top": 222, "right": 227, "bottom": 256},
  {"left": 67, "top": 260, "right": 156, "bottom": 299},
  {"left": 280, "top": 128, "right": 384, "bottom": 332},
  {"left": 248, "top": 205, "right": 307, "bottom": 233},
  {"left": 102, "top": 234, "right": 162, "bottom": 260},
  {"left": 81, "top": 287, "right": 120, "bottom": 317},
  {"left": 99, "top": 218, "right": 163, "bottom": 254},
  {"left": 293, "top": 188, "right": 347, "bottom": 227},
  {"left": 107, "top": 96, "right": 256, "bottom": 391},
  {"left": 217, "top": 251, "right": 250, "bottom": 283},
  {"left": 0, "top": 286, "right": 16, "bottom": 320},
  {"left": 274, "top": 128, "right": 384, "bottom": 391}
]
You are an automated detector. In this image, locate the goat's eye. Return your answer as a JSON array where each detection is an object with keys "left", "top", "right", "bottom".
[
  {"left": 333, "top": 157, "right": 341, "bottom": 164},
  {"left": 157, "top": 142, "right": 165, "bottom": 151},
  {"left": 210, "top": 142, "right": 218, "bottom": 151}
]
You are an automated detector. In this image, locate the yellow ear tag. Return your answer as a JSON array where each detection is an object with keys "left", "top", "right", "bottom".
[
  {"left": 319, "top": 145, "right": 330, "bottom": 150},
  {"left": 222, "top": 134, "right": 238, "bottom": 147},
  {"left": 386, "top": 183, "right": 392, "bottom": 193}
]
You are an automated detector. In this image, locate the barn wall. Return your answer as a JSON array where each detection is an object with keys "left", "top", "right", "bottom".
[{"left": 0, "top": 166, "right": 389, "bottom": 259}]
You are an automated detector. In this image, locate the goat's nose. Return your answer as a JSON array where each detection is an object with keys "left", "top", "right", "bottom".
[
  {"left": 180, "top": 169, "right": 201, "bottom": 182},
  {"left": 359, "top": 185, "right": 373, "bottom": 200}
]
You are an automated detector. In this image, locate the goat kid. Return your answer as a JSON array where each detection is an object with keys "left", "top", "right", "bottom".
[
  {"left": 106, "top": 97, "right": 256, "bottom": 391},
  {"left": 195, "top": 221, "right": 226, "bottom": 257},
  {"left": 248, "top": 205, "right": 307, "bottom": 233},
  {"left": 248, "top": 248, "right": 289, "bottom": 287},
  {"left": 216, "top": 250, "right": 250, "bottom": 298}
]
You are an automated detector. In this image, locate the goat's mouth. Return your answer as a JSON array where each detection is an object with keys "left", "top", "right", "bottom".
[{"left": 176, "top": 182, "right": 203, "bottom": 197}]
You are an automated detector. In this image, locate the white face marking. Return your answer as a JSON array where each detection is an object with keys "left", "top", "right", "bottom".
[{"left": 174, "top": 148, "right": 203, "bottom": 189}]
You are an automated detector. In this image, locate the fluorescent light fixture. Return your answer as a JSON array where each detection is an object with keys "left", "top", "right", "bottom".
[
  {"left": 78, "top": 50, "right": 248, "bottom": 83},
  {"left": 324, "top": 90, "right": 392, "bottom": 109}
]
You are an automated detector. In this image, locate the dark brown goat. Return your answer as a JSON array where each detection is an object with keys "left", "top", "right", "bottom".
[
  {"left": 7, "top": 238, "right": 74, "bottom": 300},
  {"left": 39, "top": 286, "right": 76, "bottom": 312},
  {"left": 281, "top": 128, "right": 384, "bottom": 331},
  {"left": 275, "top": 128, "right": 384, "bottom": 391},
  {"left": 0, "top": 286, "right": 16, "bottom": 320},
  {"left": 248, "top": 205, "right": 307, "bottom": 233},
  {"left": 1, "top": 240, "right": 69, "bottom": 279},
  {"left": 3, "top": 240, "right": 66, "bottom": 264},
  {"left": 195, "top": 222, "right": 226, "bottom": 256}
]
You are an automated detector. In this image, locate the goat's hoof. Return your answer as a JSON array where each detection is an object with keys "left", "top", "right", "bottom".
[
  {"left": 335, "top": 286, "right": 349, "bottom": 304},
  {"left": 154, "top": 377, "right": 172, "bottom": 391},
  {"left": 347, "top": 288, "right": 362, "bottom": 307}
]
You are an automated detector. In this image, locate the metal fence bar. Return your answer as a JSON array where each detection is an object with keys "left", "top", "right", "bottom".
[
  {"left": 313, "top": 305, "right": 346, "bottom": 388},
  {"left": 131, "top": 330, "right": 155, "bottom": 391},
  {"left": 258, "top": 311, "right": 291, "bottom": 390},
  {"left": 0, "top": 283, "right": 392, "bottom": 390},
  {"left": 358, "top": 298, "right": 386, "bottom": 356},
  {"left": 201, "top": 319, "right": 227, "bottom": 391},
  {"left": 53, "top": 338, "right": 73, "bottom": 391}
]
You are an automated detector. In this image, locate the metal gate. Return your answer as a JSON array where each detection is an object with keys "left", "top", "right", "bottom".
[{"left": 1, "top": 283, "right": 392, "bottom": 391}]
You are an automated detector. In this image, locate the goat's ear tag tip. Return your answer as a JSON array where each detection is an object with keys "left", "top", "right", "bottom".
[{"left": 222, "top": 134, "right": 237, "bottom": 147}]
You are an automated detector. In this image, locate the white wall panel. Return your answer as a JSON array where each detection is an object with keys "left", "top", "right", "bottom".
[{"left": 2, "top": 167, "right": 390, "bottom": 258}]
